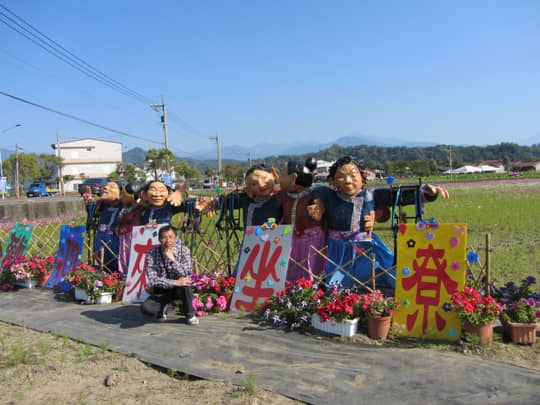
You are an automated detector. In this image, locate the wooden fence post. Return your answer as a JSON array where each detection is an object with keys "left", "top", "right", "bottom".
[{"left": 485, "top": 233, "right": 492, "bottom": 296}]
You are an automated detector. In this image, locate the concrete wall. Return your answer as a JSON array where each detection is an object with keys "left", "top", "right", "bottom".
[{"left": 0, "top": 197, "right": 85, "bottom": 223}]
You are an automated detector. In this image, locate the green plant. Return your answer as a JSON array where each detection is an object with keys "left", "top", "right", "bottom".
[
  {"left": 261, "top": 277, "right": 319, "bottom": 330},
  {"left": 65, "top": 263, "right": 124, "bottom": 301},
  {"left": 357, "top": 290, "right": 399, "bottom": 319},
  {"left": 494, "top": 276, "right": 540, "bottom": 324},
  {"left": 449, "top": 286, "right": 502, "bottom": 325},
  {"left": 243, "top": 373, "right": 257, "bottom": 395}
]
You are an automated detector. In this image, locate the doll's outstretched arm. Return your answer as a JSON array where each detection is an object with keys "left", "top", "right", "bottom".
[
  {"left": 424, "top": 184, "right": 450, "bottom": 200},
  {"left": 307, "top": 198, "right": 325, "bottom": 222},
  {"left": 167, "top": 190, "right": 185, "bottom": 206}
]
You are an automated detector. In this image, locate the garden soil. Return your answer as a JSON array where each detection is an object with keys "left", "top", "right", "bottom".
[{"left": 1, "top": 288, "right": 539, "bottom": 405}]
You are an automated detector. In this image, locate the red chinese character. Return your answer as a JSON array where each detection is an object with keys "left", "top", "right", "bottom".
[
  {"left": 4, "top": 233, "right": 27, "bottom": 262},
  {"left": 126, "top": 238, "right": 155, "bottom": 299},
  {"left": 402, "top": 244, "right": 457, "bottom": 334},
  {"left": 234, "top": 241, "right": 282, "bottom": 312},
  {"left": 52, "top": 237, "right": 81, "bottom": 285}
]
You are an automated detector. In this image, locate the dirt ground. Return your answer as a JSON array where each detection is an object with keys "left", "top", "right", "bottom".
[
  {"left": 0, "top": 322, "right": 300, "bottom": 405},
  {"left": 0, "top": 321, "right": 538, "bottom": 405}
]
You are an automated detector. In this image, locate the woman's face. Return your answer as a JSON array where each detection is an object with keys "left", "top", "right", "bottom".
[
  {"left": 145, "top": 181, "right": 169, "bottom": 207},
  {"left": 101, "top": 182, "right": 120, "bottom": 201},
  {"left": 159, "top": 229, "right": 178, "bottom": 249},
  {"left": 245, "top": 169, "right": 275, "bottom": 198},
  {"left": 332, "top": 163, "right": 364, "bottom": 195}
]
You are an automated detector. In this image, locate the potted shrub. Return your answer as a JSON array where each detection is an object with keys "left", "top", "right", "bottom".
[
  {"left": 494, "top": 276, "right": 539, "bottom": 344},
  {"left": 358, "top": 290, "right": 399, "bottom": 340},
  {"left": 28, "top": 256, "right": 55, "bottom": 287},
  {"left": 450, "top": 286, "right": 502, "bottom": 347},
  {"left": 0, "top": 256, "right": 37, "bottom": 289},
  {"left": 65, "top": 263, "right": 124, "bottom": 304},
  {"left": 191, "top": 273, "right": 236, "bottom": 316},
  {"left": 261, "top": 277, "right": 318, "bottom": 332},
  {"left": 311, "top": 284, "right": 362, "bottom": 337}
]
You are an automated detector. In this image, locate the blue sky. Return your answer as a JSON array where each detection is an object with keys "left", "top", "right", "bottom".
[{"left": 1, "top": 0, "right": 539, "bottom": 159}]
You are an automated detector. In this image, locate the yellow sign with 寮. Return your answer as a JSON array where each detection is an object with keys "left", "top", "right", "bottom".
[{"left": 393, "top": 222, "right": 467, "bottom": 340}]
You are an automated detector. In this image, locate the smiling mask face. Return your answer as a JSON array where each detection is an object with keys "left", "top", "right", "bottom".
[
  {"left": 331, "top": 162, "right": 364, "bottom": 196},
  {"left": 245, "top": 169, "right": 276, "bottom": 198},
  {"left": 145, "top": 181, "right": 169, "bottom": 207},
  {"left": 101, "top": 182, "right": 120, "bottom": 202}
]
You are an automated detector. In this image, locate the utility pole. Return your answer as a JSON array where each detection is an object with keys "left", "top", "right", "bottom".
[
  {"left": 209, "top": 135, "right": 222, "bottom": 187},
  {"left": 150, "top": 96, "right": 169, "bottom": 149},
  {"left": 15, "top": 144, "right": 19, "bottom": 198},
  {"left": 56, "top": 133, "right": 65, "bottom": 195},
  {"left": 448, "top": 146, "right": 453, "bottom": 183},
  {"left": 248, "top": 152, "right": 252, "bottom": 167}
]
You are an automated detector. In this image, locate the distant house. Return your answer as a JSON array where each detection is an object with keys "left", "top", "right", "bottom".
[
  {"left": 51, "top": 138, "right": 122, "bottom": 192},
  {"left": 512, "top": 161, "right": 540, "bottom": 172}
]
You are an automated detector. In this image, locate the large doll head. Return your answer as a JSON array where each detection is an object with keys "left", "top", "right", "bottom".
[
  {"left": 100, "top": 181, "right": 121, "bottom": 203},
  {"left": 141, "top": 180, "right": 171, "bottom": 207},
  {"left": 244, "top": 165, "right": 278, "bottom": 199},
  {"left": 328, "top": 156, "right": 367, "bottom": 196},
  {"left": 279, "top": 157, "right": 317, "bottom": 192}
]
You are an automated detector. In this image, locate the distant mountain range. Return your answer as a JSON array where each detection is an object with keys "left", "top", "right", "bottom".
[
  {"left": 120, "top": 133, "right": 540, "bottom": 164},
  {"left": 189, "top": 134, "right": 442, "bottom": 161}
]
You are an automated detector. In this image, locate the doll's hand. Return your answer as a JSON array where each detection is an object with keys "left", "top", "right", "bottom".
[
  {"left": 167, "top": 190, "right": 185, "bottom": 206},
  {"left": 307, "top": 199, "right": 325, "bottom": 221},
  {"left": 196, "top": 197, "right": 215, "bottom": 216},
  {"left": 425, "top": 184, "right": 450, "bottom": 199},
  {"left": 364, "top": 211, "right": 375, "bottom": 232}
]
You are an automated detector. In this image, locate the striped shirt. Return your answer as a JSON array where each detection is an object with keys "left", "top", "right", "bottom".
[{"left": 145, "top": 244, "right": 192, "bottom": 289}]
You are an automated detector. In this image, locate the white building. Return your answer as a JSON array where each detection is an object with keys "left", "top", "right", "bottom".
[{"left": 51, "top": 138, "right": 122, "bottom": 192}]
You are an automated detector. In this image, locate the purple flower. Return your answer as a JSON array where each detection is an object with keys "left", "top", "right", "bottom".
[
  {"left": 442, "top": 302, "right": 452, "bottom": 312},
  {"left": 272, "top": 315, "right": 281, "bottom": 325},
  {"left": 525, "top": 276, "right": 537, "bottom": 285}
]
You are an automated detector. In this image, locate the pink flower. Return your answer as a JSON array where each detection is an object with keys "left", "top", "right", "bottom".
[
  {"left": 192, "top": 297, "right": 204, "bottom": 310},
  {"left": 205, "top": 296, "right": 214, "bottom": 310},
  {"left": 216, "top": 295, "right": 228, "bottom": 311}
]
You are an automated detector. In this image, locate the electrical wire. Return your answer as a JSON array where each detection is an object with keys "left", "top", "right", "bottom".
[
  {"left": 1, "top": 3, "right": 211, "bottom": 148},
  {"left": 0, "top": 7, "right": 153, "bottom": 105},
  {"left": 0, "top": 90, "right": 162, "bottom": 145}
]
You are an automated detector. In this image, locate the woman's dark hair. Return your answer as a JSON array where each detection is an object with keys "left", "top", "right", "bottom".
[
  {"left": 158, "top": 225, "right": 178, "bottom": 239},
  {"left": 245, "top": 164, "right": 269, "bottom": 179},
  {"left": 142, "top": 180, "right": 172, "bottom": 192},
  {"left": 286, "top": 157, "right": 317, "bottom": 188},
  {"left": 328, "top": 156, "right": 367, "bottom": 184}
]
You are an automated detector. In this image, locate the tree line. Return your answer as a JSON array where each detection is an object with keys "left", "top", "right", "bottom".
[{"left": 6, "top": 142, "right": 539, "bottom": 191}]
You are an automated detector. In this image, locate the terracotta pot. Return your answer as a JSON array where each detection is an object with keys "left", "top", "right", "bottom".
[
  {"left": 115, "top": 288, "right": 125, "bottom": 302},
  {"left": 37, "top": 272, "right": 51, "bottom": 288},
  {"left": 367, "top": 316, "right": 392, "bottom": 340},
  {"left": 463, "top": 320, "right": 494, "bottom": 347},
  {"left": 223, "top": 291, "right": 233, "bottom": 309},
  {"left": 505, "top": 321, "right": 537, "bottom": 345}
]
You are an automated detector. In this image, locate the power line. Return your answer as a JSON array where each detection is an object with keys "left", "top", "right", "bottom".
[
  {"left": 0, "top": 3, "right": 154, "bottom": 105},
  {"left": 1, "top": 3, "right": 210, "bottom": 147},
  {"left": 0, "top": 90, "right": 162, "bottom": 145}
]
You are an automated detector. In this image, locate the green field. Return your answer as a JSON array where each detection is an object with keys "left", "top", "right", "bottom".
[{"left": 402, "top": 181, "right": 540, "bottom": 283}]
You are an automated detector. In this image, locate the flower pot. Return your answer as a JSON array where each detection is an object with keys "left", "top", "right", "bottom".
[
  {"left": 37, "top": 272, "right": 51, "bottom": 288},
  {"left": 15, "top": 278, "right": 38, "bottom": 289},
  {"left": 463, "top": 320, "right": 494, "bottom": 347},
  {"left": 367, "top": 316, "right": 392, "bottom": 340},
  {"left": 311, "top": 315, "right": 359, "bottom": 338},
  {"left": 505, "top": 321, "right": 537, "bottom": 345},
  {"left": 115, "top": 288, "right": 125, "bottom": 302},
  {"left": 96, "top": 292, "right": 113, "bottom": 304},
  {"left": 74, "top": 287, "right": 92, "bottom": 303}
]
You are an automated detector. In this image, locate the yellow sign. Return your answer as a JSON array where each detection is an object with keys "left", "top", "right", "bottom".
[{"left": 393, "top": 222, "right": 467, "bottom": 340}]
